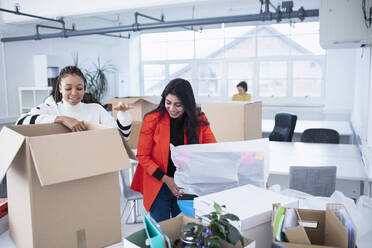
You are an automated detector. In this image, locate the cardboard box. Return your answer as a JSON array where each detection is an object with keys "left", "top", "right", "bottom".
[
  {"left": 201, "top": 101, "right": 262, "bottom": 142},
  {"left": 106, "top": 96, "right": 159, "bottom": 121},
  {"left": 194, "top": 185, "right": 298, "bottom": 248},
  {"left": 0, "top": 123, "right": 134, "bottom": 248},
  {"left": 274, "top": 204, "right": 356, "bottom": 248},
  {"left": 127, "top": 121, "right": 142, "bottom": 149},
  {"left": 124, "top": 215, "right": 255, "bottom": 248}
]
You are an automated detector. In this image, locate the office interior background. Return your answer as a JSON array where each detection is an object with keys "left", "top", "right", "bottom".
[{"left": 0, "top": 0, "right": 371, "bottom": 177}]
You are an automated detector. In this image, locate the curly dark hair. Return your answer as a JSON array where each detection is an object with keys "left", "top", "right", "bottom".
[{"left": 54, "top": 66, "right": 87, "bottom": 103}]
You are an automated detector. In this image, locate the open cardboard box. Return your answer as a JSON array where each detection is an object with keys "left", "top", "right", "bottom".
[
  {"left": 0, "top": 122, "right": 135, "bottom": 248},
  {"left": 105, "top": 96, "right": 159, "bottom": 121},
  {"left": 124, "top": 215, "right": 255, "bottom": 248},
  {"left": 273, "top": 204, "right": 356, "bottom": 248}
]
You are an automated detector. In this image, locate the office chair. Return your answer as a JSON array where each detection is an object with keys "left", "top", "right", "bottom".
[
  {"left": 119, "top": 169, "right": 143, "bottom": 224},
  {"left": 301, "top": 128, "right": 340, "bottom": 144},
  {"left": 269, "top": 113, "right": 297, "bottom": 142},
  {"left": 289, "top": 166, "right": 337, "bottom": 197}
]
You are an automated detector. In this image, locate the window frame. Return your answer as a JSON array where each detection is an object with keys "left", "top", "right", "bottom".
[{"left": 139, "top": 23, "right": 326, "bottom": 106}]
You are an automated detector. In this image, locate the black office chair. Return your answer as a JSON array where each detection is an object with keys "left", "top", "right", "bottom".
[
  {"left": 301, "top": 128, "right": 340, "bottom": 144},
  {"left": 269, "top": 113, "right": 297, "bottom": 142},
  {"left": 289, "top": 166, "right": 337, "bottom": 197}
]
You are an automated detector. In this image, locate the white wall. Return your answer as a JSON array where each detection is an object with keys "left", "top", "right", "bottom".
[
  {"left": 2, "top": 33, "right": 126, "bottom": 120},
  {"left": 0, "top": 36, "right": 9, "bottom": 121},
  {"left": 323, "top": 49, "right": 356, "bottom": 118},
  {"left": 351, "top": 47, "right": 371, "bottom": 143},
  {"left": 351, "top": 46, "right": 372, "bottom": 177}
]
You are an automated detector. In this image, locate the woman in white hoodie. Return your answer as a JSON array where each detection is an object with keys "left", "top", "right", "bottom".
[{"left": 16, "top": 66, "right": 132, "bottom": 140}]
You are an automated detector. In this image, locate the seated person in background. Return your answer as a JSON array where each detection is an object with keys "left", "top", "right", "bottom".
[
  {"left": 232, "top": 81, "right": 251, "bottom": 101},
  {"left": 16, "top": 65, "right": 132, "bottom": 140},
  {"left": 131, "top": 78, "right": 216, "bottom": 222}
]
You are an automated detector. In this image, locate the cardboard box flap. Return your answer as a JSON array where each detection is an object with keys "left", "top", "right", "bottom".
[
  {"left": 106, "top": 96, "right": 160, "bottom": 105},
  {"left": 120, "top": 135, "right": 137, "bottom": 160},
  {"left": 324, "top": 208, "right": 349, "bottom": 248},
  {"left": 285, "top": 225, "right": 311, "bottom": 245},
  {"left": 0, "top": 127, "right": 25, "bottom": 181},
  {"left": 28, "top": 127, "right": 130, "bottom": 186},
  {"left": 142, "top": 96, "right": 160, "bottom": 105},
  {"left": 106, "top": 97, "right": 142, "bottom": 105}
]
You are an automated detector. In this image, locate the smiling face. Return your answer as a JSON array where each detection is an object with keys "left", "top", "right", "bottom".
[
  {"left": 58, "top": 74, "right": 85, "bottom": 105},
  {"left": 165, "top": 94, "right": 185, "bottom": 119},
  {"left": 237, "top": 86, "right": 246, "bottom": 95}
]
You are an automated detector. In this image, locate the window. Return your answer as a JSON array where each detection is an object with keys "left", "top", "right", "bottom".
[
  {"left": 140, "top": 22, "right": 325, "bottom": 105},
  {"left": 292, "top": 60, "right": 322, "bottom": 97},
  {"left": 143, "top": 64, "right": 166, "bottom": 96},
  {"left": 227, "top": 62, "right": 254, "bottom": 96},
  {"left": 259, "top": 61, "right": 287, "bottom": 97},
  {"left": 198, "top": 62, "right": 222, "bottom": 96}
]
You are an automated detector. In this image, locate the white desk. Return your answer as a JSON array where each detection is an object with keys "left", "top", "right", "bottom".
[
  {"left": 262, "top": 120, "right": 353, "bottom": 143},
  {"left": 268, "top": 141, "right": 369, "bottom": 198}
]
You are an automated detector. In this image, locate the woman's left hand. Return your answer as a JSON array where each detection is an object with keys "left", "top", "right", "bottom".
[{"left": 113, "top": 102, "right": 133, "bottom": 112}]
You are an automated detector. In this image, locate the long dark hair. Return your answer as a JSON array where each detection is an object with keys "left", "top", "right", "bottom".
[
  {"left": 54, "top": 66, "right": 87, "bottom": 103},
  {"left": 148, "top": 78, "right": 208, "bottom": 144}
]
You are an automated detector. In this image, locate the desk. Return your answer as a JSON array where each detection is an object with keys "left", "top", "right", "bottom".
[
  {"left": 268, "top": 141, "right": 369, "bottom": 198},
  {"left": 262, "top": 120, "right": 353, "bottom": 143}
]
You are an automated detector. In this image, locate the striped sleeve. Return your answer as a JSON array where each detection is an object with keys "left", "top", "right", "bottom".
[
  {"left": 15, "top": 103, "right": 57, "bottom": 125},
  {"left": 116, "top": 111, "right": 132, "bottom": 141}
]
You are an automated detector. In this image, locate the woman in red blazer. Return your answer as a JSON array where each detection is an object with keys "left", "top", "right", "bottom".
[{"left": 131, "top": 78, "right": 216, "bottom": 222}]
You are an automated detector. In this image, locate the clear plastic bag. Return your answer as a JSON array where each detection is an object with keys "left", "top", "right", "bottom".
[{"left": 170, "top": 139, "right": 269, "bottom": 196}]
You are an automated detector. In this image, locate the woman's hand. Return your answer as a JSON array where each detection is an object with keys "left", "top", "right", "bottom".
[
  {"left": 113, "top": 102, "right": 133, "bottom": 112},
  {"left": 162, "top": 175, "right": 183, "bottom": 198},
  {"left": 55, "top": 116, "right": 86, "bottom": 132}
]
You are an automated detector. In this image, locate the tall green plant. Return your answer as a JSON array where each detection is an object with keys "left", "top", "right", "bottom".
[{"left": 84, "top": 57, "right": 116, "bottom": 103}]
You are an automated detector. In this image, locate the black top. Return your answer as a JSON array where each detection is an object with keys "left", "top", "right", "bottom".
[{"left": 152, "top": 114, "right": 185, "bottom": 181}]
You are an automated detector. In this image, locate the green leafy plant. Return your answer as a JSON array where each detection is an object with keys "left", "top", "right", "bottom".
[
  {"left": 71, "top": 53, "right": 116, "bottom": 104},
  {"left": 84, "top": 57, "right": 116, "bottom": 103},
  {"left": 175, "top": 202, "right": 245, "bottom": 248}
]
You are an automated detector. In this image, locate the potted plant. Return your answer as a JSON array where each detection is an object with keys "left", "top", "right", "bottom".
[
  {"left": 72, "top": 53, "right": 116, "bottom": 105},
  {"left": 84, "top": 57, "right": 116, "bottom": 104},
  {"left": 174, "top": 202, "right": 245, "bottom": 248}
]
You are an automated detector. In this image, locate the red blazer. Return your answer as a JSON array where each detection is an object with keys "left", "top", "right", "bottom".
[{"left": 131, "top": 111, "right": 216, "bottom": 211}]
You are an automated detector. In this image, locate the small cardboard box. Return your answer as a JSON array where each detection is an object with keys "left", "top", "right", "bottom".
[
  {"left": 201, "top": 101, "right": 262, "bottom": 142},
  {"left": 124, "top": 215, "right": 255, "bottom": 248},
  {"left": 127, "top": 121, "right": 142, "bottom": 149},
  {"left": 0, "top": 123, "right": 134, "bottom": 248},
  {"left": 106, "top": 96, "right": 159, "bottom": 121},
  {"left": 194, "top": 185, "right": 298, "bottom": 248},
  {"left": 274, "top": 204, "right": 356, "bottom": 248}
]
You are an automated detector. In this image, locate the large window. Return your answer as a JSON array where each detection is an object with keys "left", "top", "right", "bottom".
[{"left": 140, "top": 22, "right": 325, "bottom": 105}]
